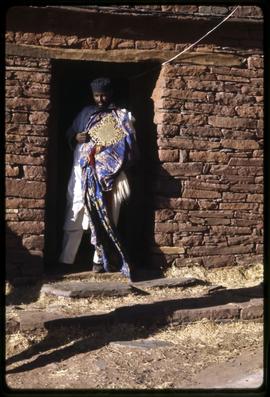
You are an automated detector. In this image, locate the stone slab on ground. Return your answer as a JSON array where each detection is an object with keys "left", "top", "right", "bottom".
[
  {"left": 132, "top": 277, "right": 208, "bottom": 289},
  {"left": 112, "top": 300, "right": 250, "bottom": 325},
  {"left": 41, "top": 277, "right": 208, "bottom": 299},
  {"left": 16, "top": 310, "right": 111, "bottom": 332},
  {"left": 40, "top": 277, "right": 207, "bottom": 298},
  {"left": 41, "top": 281, "right": 142, "bottom": 298},
  {"left": 241, "top": 298, "right": 264, "bottom": 320},
  {"left": 109, "top": 339, "right": 174, "bottom": 350}
]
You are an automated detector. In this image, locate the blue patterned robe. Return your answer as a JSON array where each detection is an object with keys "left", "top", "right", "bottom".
[{"left": 68, "top": 106, "right": 137, "bottom": 278}]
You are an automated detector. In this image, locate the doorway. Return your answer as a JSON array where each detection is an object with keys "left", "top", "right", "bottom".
[{"left": 44, "top": 59, "right": 161, "bottom": 273}]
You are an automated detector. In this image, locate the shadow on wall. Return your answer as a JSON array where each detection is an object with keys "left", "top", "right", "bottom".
[
  {"left": 5, "top": 227, "right": 43, "bottom": 305},
  {"left": 5, "top": 227, "right": 69, "bottom": 305},
  {"left": 130, "top": 69, "right": 183, "bottom": 275},
  {"left": 119, "top": 66, "right": 183, "bottom": 278}
]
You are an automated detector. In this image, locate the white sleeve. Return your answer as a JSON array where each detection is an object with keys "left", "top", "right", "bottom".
[
  {"left": 128, "top": 111, "right": 136, "bottom": 123},
  {"left": 127, "top": 111, "right": 136, "bottom": 139},
  {"left": 118, "top": 108, "right": 136, "bottom": 138}
]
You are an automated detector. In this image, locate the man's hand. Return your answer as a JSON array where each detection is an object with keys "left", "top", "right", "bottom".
[{"left": 75, "top": 132, "right": 89, "bottom": 143}]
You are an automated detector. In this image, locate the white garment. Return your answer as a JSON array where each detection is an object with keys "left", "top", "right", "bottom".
[
  {"left": 59, "top": 171, "right": 130, "bottom": 264},
  {"left": 59, "top": 109, "right": 135, "bottom": 265}
]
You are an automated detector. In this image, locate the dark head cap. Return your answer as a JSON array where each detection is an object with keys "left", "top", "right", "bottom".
[{"left": 90, "top": 77, "right": 113, "bottom": 94}]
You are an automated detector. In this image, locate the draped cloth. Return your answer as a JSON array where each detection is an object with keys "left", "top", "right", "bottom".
[{"left": 79, "top": 109, "right": 137, "bottom": 278}]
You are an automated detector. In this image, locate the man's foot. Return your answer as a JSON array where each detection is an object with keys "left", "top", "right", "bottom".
[{"left": 92, "top": 262, "right": 104, "bottom": 273}]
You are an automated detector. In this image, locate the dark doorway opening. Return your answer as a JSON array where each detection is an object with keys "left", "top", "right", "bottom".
[{"left": 45, "top": 59, "right": 161, "bottom": 275}]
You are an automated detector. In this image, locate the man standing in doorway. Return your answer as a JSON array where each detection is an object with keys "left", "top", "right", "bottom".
[{"left": 59, "top": 78, "right": 137, "bottom": 278}]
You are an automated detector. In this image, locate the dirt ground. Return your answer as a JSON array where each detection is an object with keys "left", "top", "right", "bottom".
[
  {"left": 5, "top": 263, "right": 264, "bottom": 390},
  {"left": 5, "top": 320, "right": 263, "bottom": 390}
]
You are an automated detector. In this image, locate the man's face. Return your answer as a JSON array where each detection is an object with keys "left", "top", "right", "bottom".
[{"left": 93, "top": 91, "right": 112, "bottom": 108}]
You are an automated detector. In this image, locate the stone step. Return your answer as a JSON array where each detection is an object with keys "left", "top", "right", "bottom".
[
  {"left": 6, "top": 284, "right": 263, "bottom": 334},
  {"left": 41, "top": 281, "right": 141, "bottom": 298}
]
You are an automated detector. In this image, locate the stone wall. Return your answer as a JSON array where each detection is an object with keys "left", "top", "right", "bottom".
[
  {"left": 5, "top": 55, "right": 51, "bottom": 278},
  {"left": 56, "top": 5, "right": 264, "bottom": 21},
  {"left": 6, "top": 4, "right": 263, "bottom": 52},
  {"left": 151, "top": 55, "right": 263, "bottom": 269}
]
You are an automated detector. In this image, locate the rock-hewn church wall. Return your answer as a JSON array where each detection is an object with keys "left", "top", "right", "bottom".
[
  {"left": 151, "top": 56, "right": 263, "bottom": 269},
  {"left": 5, "top": 56, "right": 51, "bottom": 278}
]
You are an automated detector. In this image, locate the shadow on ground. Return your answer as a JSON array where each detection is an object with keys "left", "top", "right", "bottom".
[{"left": 6, "top": 283, "right": 263, "bottom": 374}]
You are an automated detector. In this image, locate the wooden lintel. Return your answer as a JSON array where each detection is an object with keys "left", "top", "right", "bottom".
[{"left": 5, "top": 43, "right": 244, "bottom": 66}]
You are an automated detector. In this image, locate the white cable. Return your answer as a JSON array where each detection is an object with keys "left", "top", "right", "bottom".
[{"left": 162, "top": 6, "right": 240, "bottom": 66}]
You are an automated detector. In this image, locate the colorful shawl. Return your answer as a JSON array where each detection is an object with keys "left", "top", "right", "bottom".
[{"left": 79, "top": 109, "right": 137, "bottom": 278}]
